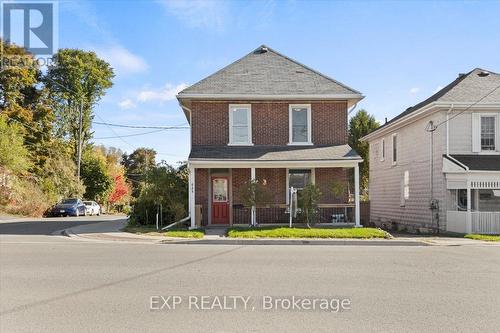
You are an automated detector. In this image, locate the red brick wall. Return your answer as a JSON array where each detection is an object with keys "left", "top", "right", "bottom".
[
  {"left": 252, "top": 103, "right": 288, "bottom": 145},
  {"left": 195, "top": 169, "right": 209, "bottom": 225},
  {"left": 311, "top": 102, "right": 348, "bottom": 145},
  {"left": 231, "top": 168, "right": 251, "bottom": 205},
  {"left": 255, "top": 168, "right": 286, "bottom": 204},
  {"left": 191, "top": 101, "right": 348, "bottom": 146},
  {"left": 315, "top": 167, "right": 349, "bottom": 204}
]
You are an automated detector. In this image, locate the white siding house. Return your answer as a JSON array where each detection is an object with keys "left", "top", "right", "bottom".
[{"left": 363, "top": 68, "right": 500, "bottom": 234}]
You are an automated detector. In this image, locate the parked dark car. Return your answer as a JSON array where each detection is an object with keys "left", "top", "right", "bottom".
[{"left": 50, "top": 199, "right": 86, "bottom": 217}]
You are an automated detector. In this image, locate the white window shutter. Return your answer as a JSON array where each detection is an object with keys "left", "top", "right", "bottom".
[{"left": 471, "top": 113, "right": 480, "bottom": 153}]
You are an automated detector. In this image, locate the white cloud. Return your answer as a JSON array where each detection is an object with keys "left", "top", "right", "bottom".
[
  {"left": 137, "top": 83, "right": 189, "bottom": 103},
  {"left": 409, "top": 87, "right": 420, "bottom": 94},
  {"left": 158, "top": 0, "right": 228, "bottom": 30},
  {"left": 118, "top": 98, "right": 136, "bottom": 109},
  {"left": 95, "top": 44, "right": 149, "bottom": 75}
]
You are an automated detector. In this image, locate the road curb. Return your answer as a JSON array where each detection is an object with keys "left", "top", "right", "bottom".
[{"left": 159, "top": 238, "right": 430, "bottom": 246}]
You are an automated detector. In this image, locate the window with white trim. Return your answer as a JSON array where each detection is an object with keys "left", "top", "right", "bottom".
[
  {"left": 480, "top": 116, "right": 496, "bottom": 151},
  {"left": 392, "top": 134, "right": 398, "bottom": 165},
  {"left": 289, "top": 104, "right": 312, "bottom": 144},
  {"left": 229, "top": 104, "right": 252, "bottom": 145},
  {"left": 286, "top": 169, "right": 313, "bottom": 203},
  {"left": 380, "top": 138, "right": 385, "bottom": 161}
]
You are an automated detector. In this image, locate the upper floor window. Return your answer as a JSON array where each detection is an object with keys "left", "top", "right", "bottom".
[
  {"left": 481, "top": 116, "right": 496, "bottom": 151},
  {"left": 392, "top": 133, "right": 398, "bottom": 165},
  {"left": 229, "top": 104, "right": 252, "bottom": 145},
  {"left": 289, "top": 104, "right": 312, "bottom": 145}
]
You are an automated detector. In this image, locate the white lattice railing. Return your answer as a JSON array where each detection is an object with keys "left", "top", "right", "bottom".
[
  {"left": 447, "top": 211, "right": 500, "bottom": 234},
  {"left": 470, "top": 180, "right": 500, "bottom": 189}
]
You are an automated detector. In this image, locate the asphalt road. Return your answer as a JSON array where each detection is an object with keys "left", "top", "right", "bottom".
[{"left": 1, "top": 217, "right": 499, "bottom": 333}]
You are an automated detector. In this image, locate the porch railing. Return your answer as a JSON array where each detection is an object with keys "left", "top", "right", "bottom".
[
  {"left": 232, "top": 205, "right": 355, "bottom": 225},
  {"left": 446, "top": 211, "right": 500, "bottom": 234}
]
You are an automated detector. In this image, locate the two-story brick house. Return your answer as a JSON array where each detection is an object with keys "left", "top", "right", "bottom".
[
  {"left": 177, "top": 45, "right": 364, "bottom": 228},
  {"left": 363, "top": 68, "right": 500, "bottom": 234}
]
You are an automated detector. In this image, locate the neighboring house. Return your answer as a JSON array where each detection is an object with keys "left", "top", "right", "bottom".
[
  {"left": 176, "top": 45, "right": 364, "bottom": 228},
  {"left": 362, "top": 68, "right": 500, "bottom": 234}
]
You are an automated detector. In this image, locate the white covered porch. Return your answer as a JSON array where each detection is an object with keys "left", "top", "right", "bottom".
[
  {"left": 187, "top": 159, "right": 363, "bottom": 229},
  {"left": 446, "top": 178, "right": 500, "bottom": 234}
]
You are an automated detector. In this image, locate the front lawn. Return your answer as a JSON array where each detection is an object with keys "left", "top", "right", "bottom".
[
  {"left": 227, "top": 226, "right": 391, "bottom": 239},
  {"left": 464, "top": 234, "right": 500, "bottom": 242},
  {"left": 123, "top": 225, "right": 204, "bottom": 238}
]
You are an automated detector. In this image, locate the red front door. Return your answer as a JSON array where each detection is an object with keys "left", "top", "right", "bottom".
[{"left": 211, "top": 177, "right": 229, "bottom": 224}]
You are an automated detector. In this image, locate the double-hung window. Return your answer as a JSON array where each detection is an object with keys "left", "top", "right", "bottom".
[
  {"left": 481, "top": 116, "right": 496, "bottom": 151},
  {"left": 287, "top": 169, "right": 313, "bottom": 203},
  {"left": 229, "top": 104, "right": 252, "bottom": 145},
  {"left": 289, "top": 104, "right": 312, "bottom": 145}
]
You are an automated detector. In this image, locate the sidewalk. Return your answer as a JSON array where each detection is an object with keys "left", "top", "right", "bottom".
[{"left": 59, "top": 219, "right": 500, "bottom": 246}]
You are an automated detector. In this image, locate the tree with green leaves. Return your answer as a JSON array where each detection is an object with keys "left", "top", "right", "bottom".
[
  {"left": 348, "top": 110, "right": 380, "bottom": 197},
  {"left": 0, "top": 40, "right": 39, "bottom": 122},
  {"left": 0, "top": 116, "right": 30, "bottom": 174},
  {"left": 43, "top": 49, "right": 114, "bottom": 160},
  {"left": 80, "top": 149, "right": 113, "bottom": 202},
  {"left": 130, "top": 162, "right": 188, "bottom": 225},
  {"left": 298, "top": 183, "right": 322, "bottom": 228},
  {"left": 122, "top": 148, "right": 157, "bottom": 198}
]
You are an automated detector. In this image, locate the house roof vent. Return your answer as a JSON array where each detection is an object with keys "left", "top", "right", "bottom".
[
  {"left": 477, "top": 70, "right": 490, "bottom": 77},
  {"left": 260, "top": 46, "right": 268, "bottom": 53}
]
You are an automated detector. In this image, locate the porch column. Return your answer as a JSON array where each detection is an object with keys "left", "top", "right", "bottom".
[
  {"left": 354, "top": 164, "right": 362, "bottom": 227},
  {"left": 466, "top": 181, "right": 472, "bottom": 234},
  {"left": 251, "top": 167, "right": 256, "bottom": 226},
  {"left": 188, "top": 165, "right": 196, "bottom": 229}
]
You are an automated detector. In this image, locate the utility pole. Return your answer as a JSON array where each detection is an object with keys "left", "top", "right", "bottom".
[{"left": 426, "top": 121, "right": 438, "bottom": 234}]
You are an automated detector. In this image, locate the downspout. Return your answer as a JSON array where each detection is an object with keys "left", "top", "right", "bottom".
[
  {"left": 178, "top": 101, "right": 194, "bottom": 226},
  {"left": 348, "top": 102, "right": 358, "bottom": 115}
]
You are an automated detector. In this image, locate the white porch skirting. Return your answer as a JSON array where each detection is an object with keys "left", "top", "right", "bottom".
[{"left": 447, "top": 211, "right": 500, "bottom": 234}]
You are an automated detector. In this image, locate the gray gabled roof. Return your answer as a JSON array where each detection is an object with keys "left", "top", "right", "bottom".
[
  {"left": 447, "top": 155, "right": 500, "bottom": 171},
  {"left": 371, "top": 68, "right": 500, "bottom": 133},
  {"left": 189, "top": 144, "right": 361, "bottom": 161},
  {"left": 177, "top": 45, "right": 362, "bottom": 98}
]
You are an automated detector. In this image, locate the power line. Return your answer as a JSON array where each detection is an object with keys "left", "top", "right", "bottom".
[
  {"left": 93, "top": 113, "right": 137, "bottom": 151},
  {"left": 92, "top": 121, "right": 189, "bottom": 129},
  {"left": 93, "top": 128, "right": 168, "bottom": 139}
]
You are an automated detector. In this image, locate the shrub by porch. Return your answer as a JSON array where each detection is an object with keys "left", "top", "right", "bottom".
[{"left": 227, "top": 226, "right": 390, "bottom": 239}]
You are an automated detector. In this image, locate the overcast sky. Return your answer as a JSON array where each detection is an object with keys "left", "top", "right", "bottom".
[{"left": 56, "top": 0, "right": 500, "bottom": 164}]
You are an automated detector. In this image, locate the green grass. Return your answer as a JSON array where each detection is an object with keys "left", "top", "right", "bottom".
[
  {"left": 227, "top": 226, "right": 391, "bottom": 239},
  {"left": 123, "top": 225, "right": 204, "bottom": 238},
  {"left": 464, "top": 234, "right": 500, "bottom": 242},
  {"left": 164, "top": 230, "right": 204, "bottom": 239}
]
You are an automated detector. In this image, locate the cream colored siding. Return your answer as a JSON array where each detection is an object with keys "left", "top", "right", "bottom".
[
  {"left": 449, "top": 109, "right": 500, "bottom": 154},
  {"left": 449, "top": 112, "right": 472, "bottom": 153},
  {"left": 369, "top": 112, "right": 447, "bottom": 231}
]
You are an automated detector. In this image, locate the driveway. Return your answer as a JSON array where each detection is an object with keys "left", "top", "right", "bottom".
[{"left": 0, "top": 217, "right": 499, "bottom": 332}]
